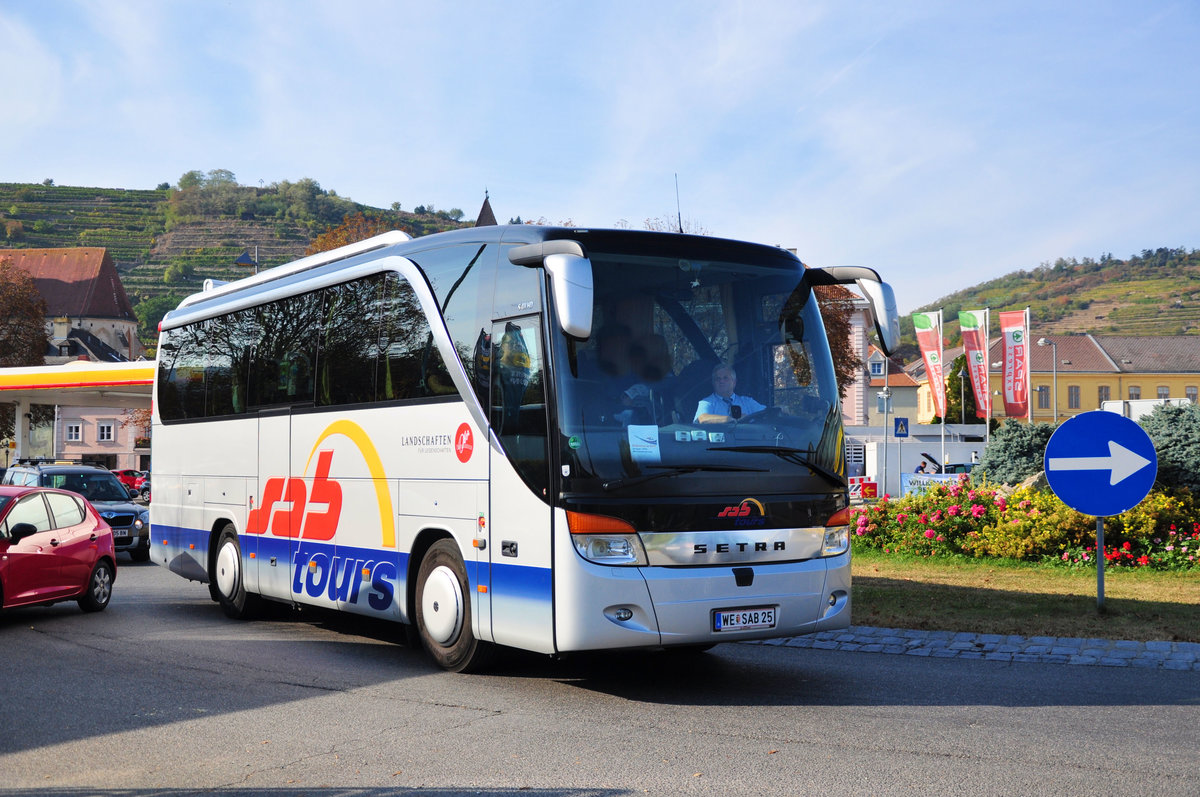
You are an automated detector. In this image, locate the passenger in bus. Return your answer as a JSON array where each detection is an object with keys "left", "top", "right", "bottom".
[
  {"left": 579, "top": 323, "right": 635, "bottom": 386},
  {"left": 694, "top": 364, "right": 766, "bottom": 424}
]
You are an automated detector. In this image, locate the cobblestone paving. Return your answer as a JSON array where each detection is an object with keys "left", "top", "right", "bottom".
[{"left": 745, "top": 626, "right": 1200, "bottom": 670}]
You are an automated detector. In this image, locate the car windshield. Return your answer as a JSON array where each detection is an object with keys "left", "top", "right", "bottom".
[
  {"left": 48, "top": 473, "right": 130, "bottom": 503},
  {"left": 550, "top": 235, "right": 844, "bottom": 497}
]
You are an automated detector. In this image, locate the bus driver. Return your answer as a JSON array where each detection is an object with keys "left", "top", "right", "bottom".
[{"left": 694, "top": 363, "right": 766, "bottom": 424}]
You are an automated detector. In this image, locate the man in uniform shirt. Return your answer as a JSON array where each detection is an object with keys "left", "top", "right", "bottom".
[{"left": 694, "top": 364, "right": 766, "bottom": 423}]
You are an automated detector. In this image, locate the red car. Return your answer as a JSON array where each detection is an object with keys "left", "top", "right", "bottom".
[
  {"left": 0, "top": 484, "right": 116, "bottom": 612},
  {"left": 111, "top": 470, "right": 141, "bottom": 490}
]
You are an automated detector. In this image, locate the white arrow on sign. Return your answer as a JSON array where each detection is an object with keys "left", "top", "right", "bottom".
[{"left": 1046, "top": 440, "right": 1152, "bottom": 486}]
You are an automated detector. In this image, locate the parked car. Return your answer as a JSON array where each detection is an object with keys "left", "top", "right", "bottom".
[
  {"left": 919, "top": 452, "right": 976, "bottom": 475},
  {"left": 134, "top": 472, "right": 151, "bottom": 502},
  {"left": 0, "top": 484, "right": 117, "bottom": 612},
  {"left": 2, "top": 463, "right": 151, "bottom": 562},
  {"left": 111, "top": 469, "right": 142, "bottom": 490}
]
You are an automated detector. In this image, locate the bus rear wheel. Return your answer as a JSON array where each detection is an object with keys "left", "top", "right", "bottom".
[
  {"left": 415, "top": 538, "right": 493, "bottom": 672},
  {"left": 211, "top": 525, "right": 259, "bottom": 619}
]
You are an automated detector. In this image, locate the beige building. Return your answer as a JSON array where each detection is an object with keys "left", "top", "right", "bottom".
[{"left": 910, "top": 333, "right": 1200, "bottom": 424}]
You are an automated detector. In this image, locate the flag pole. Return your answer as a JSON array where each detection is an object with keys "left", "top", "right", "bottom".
[
  {"left": 985, "top": 308, "right": 991, "bottom": 446},
  {"left": 1025, "top": 306, "right": 1033, "bottom": 424},
  {"left": 939, "top": 310, "right": 946, "bottom": 471}
]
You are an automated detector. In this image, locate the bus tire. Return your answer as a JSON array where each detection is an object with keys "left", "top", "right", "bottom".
[
  {"left": 415, "top": 538, "right": 493, "bottom": 672},
  {"left": 212, "top": 525, "right": 258, "bottom": 620}
]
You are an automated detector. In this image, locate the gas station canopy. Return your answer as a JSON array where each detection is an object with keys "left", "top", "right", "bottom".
[
  {"left": 0, "top": 360, "right": 154, "bottom": 409},
  {"left": 0, "top": 360, "right": 154, "bottom": 461}
]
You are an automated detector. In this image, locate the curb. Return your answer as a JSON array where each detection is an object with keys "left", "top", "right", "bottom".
[{"left": 744, "top": 625, "right": 1200, "bottom": 670}]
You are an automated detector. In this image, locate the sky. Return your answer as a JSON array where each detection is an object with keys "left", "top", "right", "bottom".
[{"left": 3, "top": 0, "right": 1199, "bottom": 312}]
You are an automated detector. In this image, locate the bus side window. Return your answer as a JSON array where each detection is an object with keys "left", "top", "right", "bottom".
[
  {"left": 377, "top": 272, "right": 453, "bottom": 401},
  {"left": 316, "top": 276, "right": 381, "bottom": 406},
  {"left": 491, "top": 317, "right": 548, "bottom": 495},
  {"left": 252, "top": 295, "right": 319, "bottom": 407}
]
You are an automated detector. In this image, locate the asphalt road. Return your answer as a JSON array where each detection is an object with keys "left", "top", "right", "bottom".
[{"left": 1, "top": 558, "right": 1197, "bottom": 796}]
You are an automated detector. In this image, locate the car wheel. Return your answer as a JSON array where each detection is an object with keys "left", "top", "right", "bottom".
[
  {"left": 140, "top": 489, "right": 150, "bottom": 502},
  {"left": 211, "top": 525, "right": 259, "bottom": 619},
  {"left": 130, "top": 542, "right": 151, "bottom": 563},
  {"left": 78, "top": 559, "right": 114, "bottom": 612},
  {"left": 415, "top": 538, "right": 493, "bottom": 672}
]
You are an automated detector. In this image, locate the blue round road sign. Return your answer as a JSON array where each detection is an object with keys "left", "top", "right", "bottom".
[{"left": 1043, "top": 411, "right": 1157, "bottom": 517}]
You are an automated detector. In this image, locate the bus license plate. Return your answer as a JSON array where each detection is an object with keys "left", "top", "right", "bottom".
[{"left": 713, "top": 606, "right": 777, "bottom": 632}]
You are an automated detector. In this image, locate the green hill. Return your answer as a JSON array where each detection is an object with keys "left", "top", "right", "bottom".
[
  {"left": 0, "top": 176, "right": 472, "bottom": 347},
  {"left": 884, "top": 249, "right": 1200, "bottom": 363}
]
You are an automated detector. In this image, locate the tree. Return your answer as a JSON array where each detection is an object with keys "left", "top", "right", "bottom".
[
  {"left": 974, "top": 420, "right": 1057, "bottom": 485},
  {"left": 0, "top": 258, "right": 48, "bottom": 367},
  {"left": 133, "top": 293, "right": 183, "bottom": 343},
  {"left": 1138, "top": 403, "right": 1200, "bottom": 493},
  {"left": 306, "top": 212, "right": 408, "bottom": 255},
  {"left": 643, "top": 214, "right": 709, "bottom": 235},
  {"left": 0, "top": 258, "right": 50, "bottom": 441},
  {"left": 813, "top": 285, "right": 864, "bottom": 400}
]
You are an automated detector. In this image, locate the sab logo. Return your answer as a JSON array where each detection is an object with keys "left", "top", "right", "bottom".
[
  {"left": 245, "top": 419, "right": 396, "bottom": 548},
  {"left": 716, "top": 498, "right": 767, "bottom": 527},
  {"left": 246, "top": 449, "right": 342, "bottom": 539}
]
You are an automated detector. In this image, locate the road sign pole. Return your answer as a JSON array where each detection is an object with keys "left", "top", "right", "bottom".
[{"left": 1044, "top": 411, "right": 1156, "bottom": 614}]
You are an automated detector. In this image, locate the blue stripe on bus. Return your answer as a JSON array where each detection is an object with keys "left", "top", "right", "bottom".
[{"left": 157, "top": 525, "right": 552, "bottom": 608}]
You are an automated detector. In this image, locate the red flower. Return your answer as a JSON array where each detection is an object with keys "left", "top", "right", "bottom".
[{"left": 1122, "top": 541, "right": 1131, "bottom": 550}]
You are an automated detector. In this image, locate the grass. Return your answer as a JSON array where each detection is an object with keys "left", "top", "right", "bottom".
[{"left": 851, "top": 548, "right": 1200, "bottom": 642}]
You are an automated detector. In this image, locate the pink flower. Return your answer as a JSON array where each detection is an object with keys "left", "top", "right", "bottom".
[
  {"left": 896, "top": 513, "right": 908, "bottom": 523},
  {"left": 947, "top": 505, "right": 961, "bottom": 516},
  {"left": 971, "top": 504, "right": 986, "bottom": 519},
  {"left": 855, "top": 529, "right": 864, "bottom": 536},
  {"left": 1061, "top": 552, "right": 1069, "bottom": 561},
  {"left": 923, "top": 529, "right": 936, "bottom": 539},
  {"left": 918, "top": 513, "right": 928, "bottom": 525},
  {"left": 936, "top": 535, "right": 945, "bottom": 542},
  {"left": 931, "top": 510, "right": 943, "bottom": 522}
]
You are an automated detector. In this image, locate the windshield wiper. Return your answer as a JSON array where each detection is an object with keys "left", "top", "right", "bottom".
[
  {"left": 707, "top": 445, "right": 845, "bottom": 488},
  {"left": 601, "top": 463, "right": 766, "bottom": 492}
]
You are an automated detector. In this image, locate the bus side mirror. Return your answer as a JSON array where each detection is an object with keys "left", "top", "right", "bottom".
[
  {"left": 809, "top": 265, "right": 901, "bottom": 356},
  {"left": 855, "top": 277, "right": 900, "bottom": 356},
  {"left": 543, "top": 253, "right": 594, "bottom": 340}
]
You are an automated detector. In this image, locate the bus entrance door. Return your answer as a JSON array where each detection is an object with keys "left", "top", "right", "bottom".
[
  {"left": 252, "top": 409, "right": 294, "bottom": 601},
  {"left": 485, "top": 317, "right": 555, "bottom": 654}
]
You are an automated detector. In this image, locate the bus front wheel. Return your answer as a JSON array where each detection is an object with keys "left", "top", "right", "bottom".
[
  {"left": 212, "top": 525, "right": 259, "bottom": 620},
  {"left": 415, "top": 539, "right": 493, "bottom": 672}
]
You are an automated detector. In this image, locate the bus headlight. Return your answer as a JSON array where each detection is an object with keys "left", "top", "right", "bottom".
[
  {"left": 822, "top": 506, "right": 851, "bottom": 557},
  {"left": 566, "top": 511, "right": 648, "bottom": 566},
  {"left": 572, "top": 534, "right": 648, "bottom": 565}
]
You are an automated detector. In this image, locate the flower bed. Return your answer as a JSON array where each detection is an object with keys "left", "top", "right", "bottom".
[{"left": 850, "top": 474, "right": 1199, "bottom": 570}]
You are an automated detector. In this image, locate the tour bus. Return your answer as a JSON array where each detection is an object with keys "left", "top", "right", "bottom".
[{"left": 151, "top": 225, "right": 899, "bottom": 671}]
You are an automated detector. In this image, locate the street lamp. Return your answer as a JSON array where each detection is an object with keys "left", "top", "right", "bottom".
[{"left": 1037, "top": 337, "right": 1058, "bottom": 423}]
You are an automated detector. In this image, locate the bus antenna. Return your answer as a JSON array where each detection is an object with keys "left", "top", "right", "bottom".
[{"left": 675, "top": 173, "right": 683, "bottom": 233}]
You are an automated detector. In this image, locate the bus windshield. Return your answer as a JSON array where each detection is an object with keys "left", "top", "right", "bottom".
[{"left": 552, "top": 239, "right": 844, "bottom": 497}]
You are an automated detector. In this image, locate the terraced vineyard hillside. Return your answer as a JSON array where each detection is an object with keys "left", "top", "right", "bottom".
[
  {"left": 0, "top": 180, "right": 469, "bottom": 347},
  {"left": 2, "top": 181, "right": 1196, "bottom": 357}
]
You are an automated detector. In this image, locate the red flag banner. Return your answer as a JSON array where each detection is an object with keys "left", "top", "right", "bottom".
[
  {"left": 958, "top": 310, "right": 990, "bottom": 419},
  {"left": 999, "top": 310, "right": 1029, "bottom": 417},
  {"left": 912, "top": 311, "right": 946, "bottom": 419}
]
